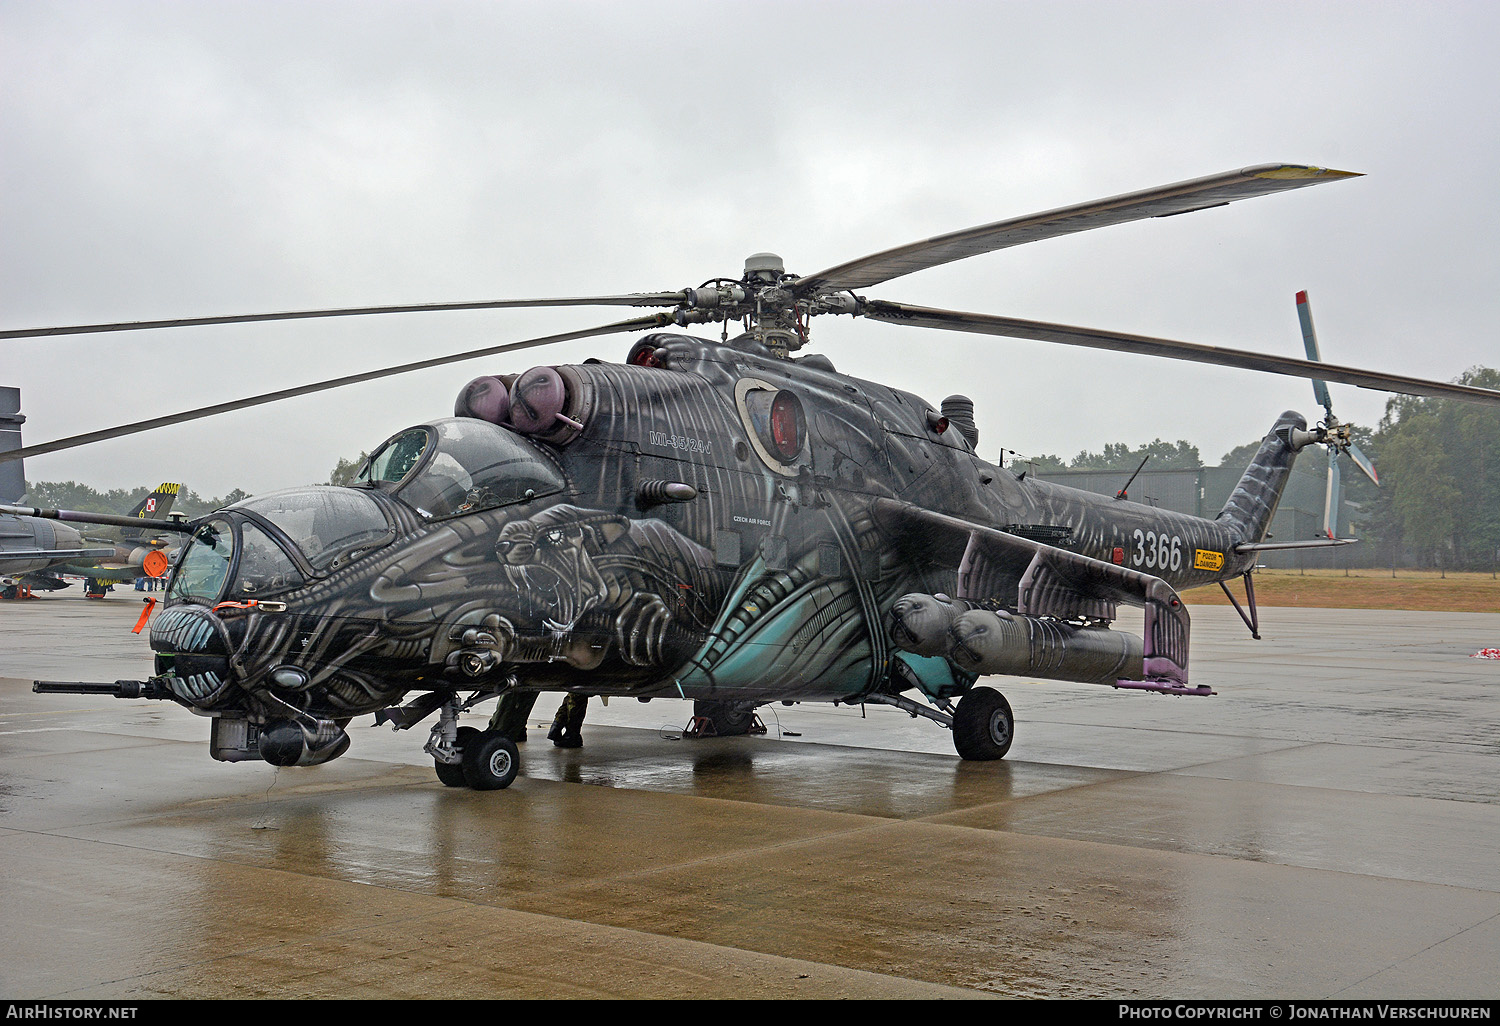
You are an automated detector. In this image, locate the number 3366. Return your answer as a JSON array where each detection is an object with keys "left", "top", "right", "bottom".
[{"left": 1132, "top": 529, "right": 1182, "bottom": 571}]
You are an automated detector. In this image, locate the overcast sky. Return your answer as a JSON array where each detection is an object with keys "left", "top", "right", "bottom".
[{"left": 4, "top": 0, "right": 1497, "bottom": 499}]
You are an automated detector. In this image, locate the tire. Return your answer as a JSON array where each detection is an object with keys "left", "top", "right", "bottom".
[
  {"left": 434, "top": 725, "right": 483, "bottom": 787},
  {"left": 692, "top": 699, "right": 755, "bottom": 736},
  {"left": 434, "top": 758, "right": 466, "bottom": 787},
  {"left": 462, "top": 731, "right": 519, "bottom": 790},
  {"left": 952, "top": 686, "right": 1013, "bottom": 761}
]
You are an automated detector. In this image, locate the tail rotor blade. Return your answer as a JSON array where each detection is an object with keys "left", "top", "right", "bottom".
[
  {"left": 1295, "top": 290, "right": 1379, "bottom": 494},
  {"left": 1348, "top": 441, "right": 1379, "bottom": 485},
  {"left": 1323, "top": 448, "right": 1342, "bottom": 539},
  {"left": 1295, "top": 290, "right": 1334, "bottom": 415}
]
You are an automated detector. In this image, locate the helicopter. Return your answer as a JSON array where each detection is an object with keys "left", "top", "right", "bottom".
[{"left": 6, "top": 163, "right": 1499, "bottom": 791}]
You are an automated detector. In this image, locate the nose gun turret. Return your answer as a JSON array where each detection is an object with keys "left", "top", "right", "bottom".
[{"left": 33, "top": 679, "right": 174, "bottom": 699}]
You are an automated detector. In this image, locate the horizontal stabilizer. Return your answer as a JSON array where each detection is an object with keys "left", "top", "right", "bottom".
[{"left": 1235, "top": 538, "right": 1357, "bottom": 552}]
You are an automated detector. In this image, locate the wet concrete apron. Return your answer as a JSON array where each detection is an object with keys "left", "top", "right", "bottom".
[{"left": 2, "top": 594, "right": 1498, "bottom": 999}]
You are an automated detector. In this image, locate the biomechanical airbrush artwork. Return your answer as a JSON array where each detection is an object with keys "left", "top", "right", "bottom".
[{"left": 13, "top": 164, "right": 1500, "bottom": 788}]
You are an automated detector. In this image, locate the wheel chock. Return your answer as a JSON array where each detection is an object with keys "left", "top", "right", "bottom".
[{"left": 684, "top": 715, "right": 717, "bottom": 737}]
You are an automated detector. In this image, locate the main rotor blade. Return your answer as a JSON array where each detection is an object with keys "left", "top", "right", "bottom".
[
  {"left": 0, "top": 294, "right": 687, "bottom": 341},
  {"left": 861, "top": 300, "right": 1500, "bottom": 407},
  {"left": 0, "top": 314, "right": 668, "bottom": 464},
  {"left": 794, "top": 164, "right": 1360, "bottom": 296}
]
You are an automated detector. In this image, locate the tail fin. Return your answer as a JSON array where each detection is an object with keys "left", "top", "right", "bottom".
[
  {"left": 120, "top": 482, "right": 182, "bottom": 540},
  {"left": 1216, "top": 411, "right": 1311, "bottom": 544}
]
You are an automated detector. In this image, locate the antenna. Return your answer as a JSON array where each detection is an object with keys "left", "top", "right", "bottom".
[{"left": 1115, "top": 455, "right": 1150, "bottom": 500}]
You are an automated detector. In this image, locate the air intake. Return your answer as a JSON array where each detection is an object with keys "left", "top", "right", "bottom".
[{"left": 941, "top": 395, "right": 979, "bottom": 448}]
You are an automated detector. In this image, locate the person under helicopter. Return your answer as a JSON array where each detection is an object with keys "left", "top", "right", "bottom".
[
  {"left": 546, "top": 693, "right": 587, "bottom": 748},
  {"left": 486, "top": 691, "right": 589, "bottom": 748},
  {"left": 487, "top": 690, "right": 537, "bottom": 743}
]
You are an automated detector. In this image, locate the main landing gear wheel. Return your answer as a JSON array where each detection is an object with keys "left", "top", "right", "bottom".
[
  {"left": 462, "top": 730, "right": 520, "bottom": 790},
  {"left": 952, "top": 686, "right": 1013, "bottom": 761},
  {"left": 434, "top": 725, "right": 481, "bottom": 788},
  {"left": 691, "top": 699, "right": 756, "bottom": 736}
]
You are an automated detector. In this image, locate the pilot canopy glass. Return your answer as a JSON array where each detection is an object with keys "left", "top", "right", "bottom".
[
  {"left": 233, "top": 488, "right": 393, "bottom": 572},
  {"left": 358, "top": 418, "right": 564, "bottom": 519}
]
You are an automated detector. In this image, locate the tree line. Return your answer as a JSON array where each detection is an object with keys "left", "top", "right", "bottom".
[
  {"left": 20, "top": 480, "right": 251, "bottom": 519},
  {"left": 1015, "top": 366, "right": 1500, "bottom": 570},
  {"left": 21, "top": 451, "right": 369, "bottom": 518}
]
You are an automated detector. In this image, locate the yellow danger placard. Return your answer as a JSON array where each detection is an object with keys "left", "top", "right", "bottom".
[{"left": 1193, "top": 549, "right": 1225, "bottom": 572}]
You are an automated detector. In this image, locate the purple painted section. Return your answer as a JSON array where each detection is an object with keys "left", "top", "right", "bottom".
[
  {"left": 1139, "top": 585, "right": 1190, "bottom": 686},
  {"left": 457, "top": 376, "right": 510, "bottom": 424},
  {"left": 509, "top": 366, "right": 567, "bottom": 433}
]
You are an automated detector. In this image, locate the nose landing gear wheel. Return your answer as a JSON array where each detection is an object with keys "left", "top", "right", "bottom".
[
  {"left": 434, "top": 725, "right": 481, "bottom": 787},
  {"left": 462, "top": 730, "right": 520, "bottom": 790},
  {"left": 952, "top": 686, "right": 1013, "bottom": 761}
]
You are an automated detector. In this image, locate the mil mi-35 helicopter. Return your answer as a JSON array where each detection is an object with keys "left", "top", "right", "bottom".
[{"left": 6, "top": 164, "right": 1500, "bottom": 791}]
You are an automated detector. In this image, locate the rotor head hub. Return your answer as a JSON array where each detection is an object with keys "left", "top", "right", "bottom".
[{"left": 743, "top": 252, "right": 785, "bottom": 281}]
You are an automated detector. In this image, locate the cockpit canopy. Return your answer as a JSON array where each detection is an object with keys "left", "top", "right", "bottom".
[
  {"left": 167, "top": 486, "right": 400, "bottom": 605},
  {"left": 234, "top": 488, "right": 393, "bottom": 572},
  {"left": 164, "top": 419, "right": 566, "bottom": 606},
  {"left": 357, "top": 417, "right": 566, "bottom": 519}
]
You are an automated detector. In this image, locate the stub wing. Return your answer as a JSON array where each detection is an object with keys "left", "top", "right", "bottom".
[
  {"left": 0, "top": 547, "right": 117, "bottom": 563},
  {"left": 874, "top": 499, "right": 1203, "bottom": 694}
]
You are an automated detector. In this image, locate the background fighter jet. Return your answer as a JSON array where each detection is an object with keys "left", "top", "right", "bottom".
[{"left": 1, "top": 387, "right": 181, "bottom": 598}]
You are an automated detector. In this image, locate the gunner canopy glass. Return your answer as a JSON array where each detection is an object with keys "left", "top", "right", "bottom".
[
  {"left": 168, "top": 518, "right": 235, "bottom": 604},
  {"left": 361, "top": 418, "right": 565, "bottom": 520}
]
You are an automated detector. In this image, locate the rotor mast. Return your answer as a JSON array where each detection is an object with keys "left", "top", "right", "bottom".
[{"left": 669, "top": 252, "right": 860, "bottom": 358}]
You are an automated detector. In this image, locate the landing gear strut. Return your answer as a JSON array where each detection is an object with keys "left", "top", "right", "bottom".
[
  {"left": 862, "top": 687, "right": 1014, "bottom": 761},
  {"left": 434, "top": 725, "right": 480, "bottom": 787}
]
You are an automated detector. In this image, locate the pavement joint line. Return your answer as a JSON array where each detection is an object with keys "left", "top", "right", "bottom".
[
  {"left": 1327, "top": 906, "right": 1500, "bottom": 999},
  {"left": 2, "top": 814, "right": 1000, "bottom": 976},
  {"left": 26, "top": 884, "right": 606, "bottom": 999},
  {"left": 17, "top": 800, "right": 1500, "bottom": 907},
  {"left": 908, "top": 742, "right": 1326, "bottom": 816},
  {"left": 1023, "top": 717, "right": 1500, "bottom": 756},
  {"left": 460, "top": 815, "right": 936, "bottom": 901}
]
